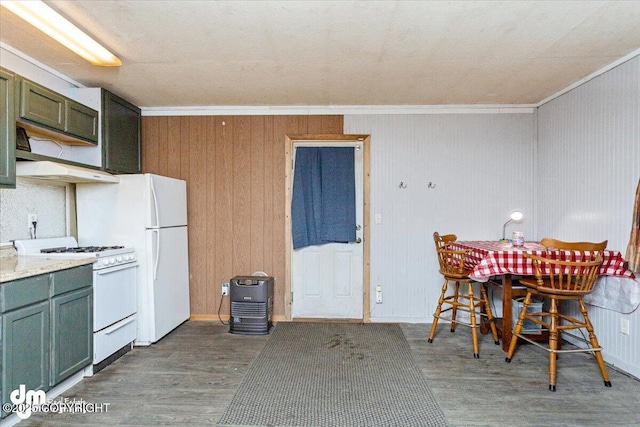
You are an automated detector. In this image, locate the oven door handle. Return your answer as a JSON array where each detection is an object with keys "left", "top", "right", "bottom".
[
  {"left": 104, "top": 316, "right": 136, "bottom": 335},
  {"left": 96, "top": 263, "right": 138, "bottom": 275}
]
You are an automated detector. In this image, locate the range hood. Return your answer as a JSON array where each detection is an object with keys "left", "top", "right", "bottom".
[{"left": 16, "top": 161, "right": 120, "bottom": 183}]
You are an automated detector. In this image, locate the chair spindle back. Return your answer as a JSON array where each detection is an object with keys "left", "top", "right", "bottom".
[
  {"left": 524, "top": 253, "right": 603, "bottom": 294},
  {"left": 433, "top": 232, "right": 468, "bottom": 276}
]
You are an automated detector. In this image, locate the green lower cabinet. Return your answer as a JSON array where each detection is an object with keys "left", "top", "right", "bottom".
[
  {"left": 0, "top": 265, "right": 93, "bottom": 419},
  {"left": 1, "top": 301, "right": 50, "bottom": 418},
  {"left": 50, "top": 287, "right": 93, "bottom": 386}
]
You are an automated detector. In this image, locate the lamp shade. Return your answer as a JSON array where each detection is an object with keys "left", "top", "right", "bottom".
[
  {"left": 502, "top": 211, "right": 524, "bottom": 240},
  {"left": 510, "top": 211, "right": 524, "bottom": 221}
]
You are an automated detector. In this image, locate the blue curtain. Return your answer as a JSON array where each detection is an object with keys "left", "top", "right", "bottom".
[{"left": 291, "top": 147, "right": 356, "bottom": 249}]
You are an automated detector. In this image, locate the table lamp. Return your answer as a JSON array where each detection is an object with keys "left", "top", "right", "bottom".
[{"left": 502, "top": 211, "right": 524, "bottom": 241}]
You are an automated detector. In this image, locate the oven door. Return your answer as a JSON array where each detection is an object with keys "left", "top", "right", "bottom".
[{"left": 93, "top": 263, "right": 138, "bottom": 331}]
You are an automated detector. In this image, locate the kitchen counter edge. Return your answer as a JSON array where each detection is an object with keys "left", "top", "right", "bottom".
[{"left": 0, "top": 254, "right": 96, "bottom": 283}]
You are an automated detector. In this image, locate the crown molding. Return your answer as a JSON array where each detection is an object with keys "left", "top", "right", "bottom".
[{"left": 140, "top": 104, "right": 536, "bottom": 116}]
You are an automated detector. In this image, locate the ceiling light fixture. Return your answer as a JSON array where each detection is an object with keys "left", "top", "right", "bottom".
[{"left": 1, "top": 0, "right": 121, "bottom": 66}]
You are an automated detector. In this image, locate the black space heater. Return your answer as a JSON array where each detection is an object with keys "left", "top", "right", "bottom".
[{"left": 229, "top": 275, "right": 274, "bottom": 335}]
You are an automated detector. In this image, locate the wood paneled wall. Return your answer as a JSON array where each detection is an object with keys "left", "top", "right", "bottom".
[{"left": 141, "top": 115, "right": 343, "bottom": 318}]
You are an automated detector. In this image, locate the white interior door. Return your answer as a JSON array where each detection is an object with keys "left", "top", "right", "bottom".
[{"left": 291, "top": 141, "right": 364, "bottom": 319}]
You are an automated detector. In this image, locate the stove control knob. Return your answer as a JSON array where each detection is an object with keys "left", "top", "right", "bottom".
[
  {"left": 109, "top": 258, "right": 116, "bottom": 265},
  {"left": 116, "top": 256, "right": 123, "bottom": 263},
  {"left": 101, "top": 259, "right": 110, "bottom": 266}
]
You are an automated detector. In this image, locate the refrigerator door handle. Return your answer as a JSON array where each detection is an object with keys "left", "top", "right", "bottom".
[
  {"left": 150, "top": 175, "right": 160, "bottom": 228},
  {"left": 152, "top": 229, "right": 160, "bottom": 281}
]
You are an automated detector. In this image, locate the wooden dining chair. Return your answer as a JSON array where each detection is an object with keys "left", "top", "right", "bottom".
[
  {"left": 539, "top": 237, "right": 607, "bottom": 260},
  {"left": 428, "top": 232, "right": 499, "bottom": 358},
  {"left": 505, "top": 238, "right": 610, "bottom": 391}
]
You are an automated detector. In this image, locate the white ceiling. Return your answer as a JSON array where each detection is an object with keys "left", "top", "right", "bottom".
[{"left": 1, "top": 0, "right": 640, "bottom": 108}]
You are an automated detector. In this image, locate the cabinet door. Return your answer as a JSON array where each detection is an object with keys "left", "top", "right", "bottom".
[
  {"left": 0, "top": 68, "right": 16, "bottom": 189},
  {"left": 1, "top": 301, "right": 50, "bottom": 416},
  {"left": 102, "top": 89, "right": 141, "bottom": 174},
  {"left": 50, "top": 287, "right": 93, "bottom": 386},
  {"left": 65, "top": 100, "right": 99, "bottom": 144},
  {"left": 19, "top": 79, "right": 65, "bottom": 131}
]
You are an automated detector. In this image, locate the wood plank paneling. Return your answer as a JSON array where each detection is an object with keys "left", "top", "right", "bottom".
[
  {"left": 167, "top": 116, "right": 182, "bottom": 178},
  {"left": 157, "top": 116, "right": 169, "bottom": 176},
  {"left": 262, "top": 117, "right": 275, "bottom": 286},
  {"left": 205, "top": 116, "right": 217, "bottom": 314},
  {"left": 214, "top": 117, "right": 233, "bottom": 317},
  {"left": 141, "top": 115, "right": 344, "bottom": 317},
  {"left": 307, "top": 116, "right": 323, "bottom": 134},
  {"left": 233, "top": 116, "right": 252, "bottom": 275},
  {"left": 189, "top": 117, "right": 208, "bottom": 314},
  {"left": 179, "top": 117, "right": 190, "bottom": 182},
  {"left": 141, "top": 117, "right": 158, "bottom": 173},
  {"left": 250, "top": 116, "right": 265, "bottom": 273}
]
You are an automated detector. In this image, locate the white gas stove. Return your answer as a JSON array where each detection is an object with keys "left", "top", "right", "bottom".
[
  {"left": 14, "top": 237, "right": 138, "bottom": 373},
  {"left": 14, "top": 236, "right": 136, "bottom": 269}
]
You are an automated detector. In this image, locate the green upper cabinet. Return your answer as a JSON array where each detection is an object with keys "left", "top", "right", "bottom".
[
  {"left": 17, "top": 77, "right": 98, "bottom": 145},
  {"left": 0, "top": 67, "right": 16, "bottom": 188},
  {"left": 102, "top": 89, "right": 141, "bottom": 174},
  {"left": 65, "top": 99, "right": 99, "bottom": 142},
  {"left": 19, "top": 78, "right": 65, "bottom": 131}
]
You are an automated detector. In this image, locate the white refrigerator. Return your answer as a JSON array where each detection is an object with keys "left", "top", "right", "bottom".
[{"left": 76, "top": 174, "right": 190, "bottom": 345}]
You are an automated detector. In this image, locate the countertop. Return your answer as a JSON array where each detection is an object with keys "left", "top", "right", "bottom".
[{"left": 0, "top": 246, "right": 95, "bottom": 283}]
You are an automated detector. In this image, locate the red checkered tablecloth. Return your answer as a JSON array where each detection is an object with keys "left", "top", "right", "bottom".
[{"left": 452, "top": 241, "right": 636, "bottom": 281}]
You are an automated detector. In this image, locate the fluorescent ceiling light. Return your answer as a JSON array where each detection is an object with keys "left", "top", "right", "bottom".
[{"left": 1, "top": 0, "right": 121, "bottom": 66}]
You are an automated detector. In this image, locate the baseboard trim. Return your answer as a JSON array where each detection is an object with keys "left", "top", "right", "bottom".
[
  {"left": 189, "top": 314, "right": 288, "bottom": 322},
  {"left": 291, "top": 317, "right": 365, "bottom": 323},
  {"left": 190, "top": 314, "right": 228, "bottom": 321}
]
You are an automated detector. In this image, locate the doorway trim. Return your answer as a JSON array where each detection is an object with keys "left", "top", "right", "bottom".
[{"left": 284, "top": 134, "right": 371, "bottom": 322}]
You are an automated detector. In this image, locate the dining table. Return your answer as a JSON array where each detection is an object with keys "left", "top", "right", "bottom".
[{"left": 451, "top": 240, "right": 636, "bottom": 351}]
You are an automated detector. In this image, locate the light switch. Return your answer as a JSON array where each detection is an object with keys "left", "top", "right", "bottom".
[{"left": 374, "top": 214, "right": 382, "bottom": 224}]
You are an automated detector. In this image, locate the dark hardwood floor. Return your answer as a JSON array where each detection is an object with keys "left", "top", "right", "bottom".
[{"left": 16, "top": 321, "right": 640, "bottom": 426}]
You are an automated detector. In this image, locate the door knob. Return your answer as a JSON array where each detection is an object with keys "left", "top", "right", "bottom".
[{"left": 355, "top": 237, "right": 362, "bottom": 244}]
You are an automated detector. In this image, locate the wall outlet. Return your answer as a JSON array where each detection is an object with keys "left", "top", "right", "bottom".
[
  {"left": 28, "top": 213, "right": 38, "bottom": 228},
  {"left": 374, "top": 214, "right": 382, "bottom": 224},
  {"left": 621, "top": 318, "right": 630, "bottom": 335},
  {"left": 375, "top": 285, "right": 383, "bottom": 303},
  {"left": 221, "top": 282, "right": 230, "bottom": 296}
]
